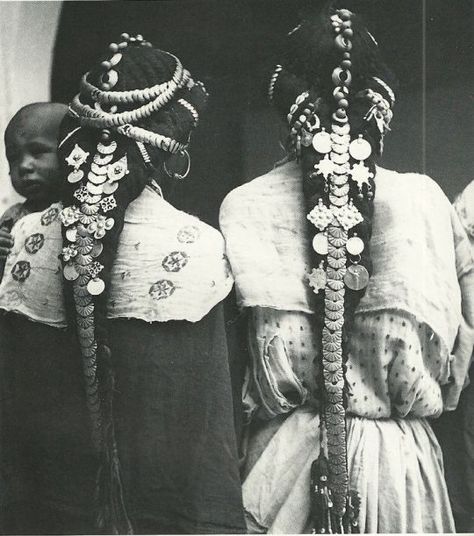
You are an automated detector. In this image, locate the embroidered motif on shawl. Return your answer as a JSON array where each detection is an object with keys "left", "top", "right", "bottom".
[
  {"left": 219, "top": 161, "right": 474, "bottom": 354},
  {"left": 0, "top": 187, "right": 233, "bottom": 326}
]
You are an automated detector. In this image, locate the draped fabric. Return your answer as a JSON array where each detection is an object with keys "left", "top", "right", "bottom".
[
  {"left": 242, "top": 409, "right": 455, "bottom": 534},
  {"left": 220, "top": 162, "right": 474, "bottom": 533},
  {"left": 219, "top": 162, "right": 474, "bottom": 357},
  {"left": 0, "top": 187, "right": 233, "bottom": 326}
]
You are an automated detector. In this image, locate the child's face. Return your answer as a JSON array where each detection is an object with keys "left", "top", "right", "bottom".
[{"left": 5, "top": 110, "right": 62, "bottom": 205}]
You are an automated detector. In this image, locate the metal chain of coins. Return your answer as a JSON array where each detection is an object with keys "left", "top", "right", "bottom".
[
  {"left": 285, "top": 8, "right": 380, "bottom": 533},
  {"left": 60, "top": 133, "right": 129, "bottom": 449}
]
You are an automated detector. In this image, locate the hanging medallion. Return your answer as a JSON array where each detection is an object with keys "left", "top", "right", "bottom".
[
  {"left": 344, "top": 264, "right": 369, "bottom": 290},
  {"left": 68, "top": 169, "right": 84, "bottom": 184},
  {"left": 346, "top": 235, "right": 364, "bottom": 255},
  {"left": 312, "top": 232, "right": 328, "bottom": 255},
  {"left": 348, "top": 136, "right": 372, "bottom": 161},
  {"left": 312, "top": 129, "right": 332, "bottom": 154}
]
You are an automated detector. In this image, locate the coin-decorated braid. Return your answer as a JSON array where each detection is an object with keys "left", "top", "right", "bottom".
[
  {"left": 269, "top": 2, "right": 396, "bottom": 532},
  {"left": 57, "top": 34, "right": 209, "bottom": 534}
]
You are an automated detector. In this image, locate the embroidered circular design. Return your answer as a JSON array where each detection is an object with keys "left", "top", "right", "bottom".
[
  {"left": 149, "top": 279, "right": 175, "bottom": 300},
  {"left": 11, "top": 260, "right": 31, "bottom": 282},
  {"left": 40, "top": 206, "right": 59, "bottom": 226},
  {"left": 177, "top": 225, "right": 200, "bottom": 244},
  {"left": 24, "top": 233, "right": 45, "bottom": 254},
  {"left": 162, "top": 251, "right": 188, "bottom": 272},
  {"left": 3, "top": 289, "right": 22, "bottom": 307}
]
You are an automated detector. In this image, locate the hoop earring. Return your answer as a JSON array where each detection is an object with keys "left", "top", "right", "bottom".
[{"left": 163, "top": 149, "right": 191, "bottom": 180}]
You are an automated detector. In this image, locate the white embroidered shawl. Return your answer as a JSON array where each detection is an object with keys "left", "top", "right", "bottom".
[
  {"left": 0, "top": 186, "right": 233, "bottom": 327},
  {"left": 219, "top": 161, "right": 474, "bottom": 354}
]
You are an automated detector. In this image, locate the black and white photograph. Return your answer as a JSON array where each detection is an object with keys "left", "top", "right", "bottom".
[{"left": 0, "top": 1, "right": 472, "bottom": 534}]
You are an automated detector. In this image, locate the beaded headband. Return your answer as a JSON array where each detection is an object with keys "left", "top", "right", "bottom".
[{"left": 67, "top": 32, "right": 206, "bottom": 154}]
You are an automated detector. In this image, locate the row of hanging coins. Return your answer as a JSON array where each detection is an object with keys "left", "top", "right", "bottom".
[
  {"left": 60, "top": 130, "right": 129, "bottom": 448},
  {"left": 307, "top": 8, "right": 354, "bottom": 529},
  {"left": 60, "top": 43, "right": 127, "bottom": 450}
]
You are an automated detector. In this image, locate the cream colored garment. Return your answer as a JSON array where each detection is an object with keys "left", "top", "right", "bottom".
[
  {"left": 245, "top": 307, "right": 451, "bottom": 422},
  {"left": 107, "top": 186, "right": 233, "bottom": 322},
  {"left": 0, "top": 187, "right": 233, "bottom": 325},
  {"left": 242, "top": 408, "right": 455, "bottom": 534},
  {"left": 220, "top": 161, "right": 474, "bottom": 357},
  {"left": 0, "top": 204, "right": 66, "bottom": 327},
  {"left": 454, "top": 179, "right": 474, "bottom": 246}
]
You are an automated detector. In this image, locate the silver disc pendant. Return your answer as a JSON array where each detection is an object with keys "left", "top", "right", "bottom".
[
  {"left": 346, "top": 236, "right": 364, "bottom": 255},
  {"left": 68, "top": 169, "right": 84, "bottom": 184},
  {"left": 91, "top": 242, "right": 103, "bottom": 258},
  {"left": 312, "top": 232, "right": 328, "bottom": 255},
  {"left": 349, "top": 137, "right": 372, "bottom": 161},
  {"left": 97, "top": 141, "right": 117, "bottom": 155},
  {"left": 91, "top": 162, "right": 108, "bottom": 175},
  {"left": 312, "top": 130, "right": 332, "bottom": 154},
  {"left": 344, "top": 264, "right": 369, "bottom": 290},
  {"left": 88, "top": 172, "right": 107, "bottom": 185},
  {"left": 63, "top": 263, "right": 79, "bottom": 281},
  {"left": 87, "top": 182, "right": 103, "bottom": 195},
  {"left": 66, "top": 228, "right": 78, "bottom": 242},
  {"left": 103, "top": 181, "right": 119, "bottom": 195},
  {"left": 87, "top": 278, "right": 105, "bottom": 296}
]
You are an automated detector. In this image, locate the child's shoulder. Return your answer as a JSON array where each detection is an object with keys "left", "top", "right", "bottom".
[{"left": 0, "top": 202, "right": 29, "bottom": 229}]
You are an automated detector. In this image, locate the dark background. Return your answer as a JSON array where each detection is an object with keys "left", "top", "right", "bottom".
[
  {"left": 52, "top": 0, "right": 474, "bottom": 227},
  {"left": 51, "top": 1, "right": 474, "bottom": 528}
]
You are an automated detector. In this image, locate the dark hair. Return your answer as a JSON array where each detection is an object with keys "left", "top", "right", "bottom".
[
  {"left": 57, "top": 36, "right": 208, "bottom": 533},
  {"left": 271, "top": 1, "right": 397, "bottom": 375},
  {"left": 269, "top": 2, "right": 397, "bottom": 530}
]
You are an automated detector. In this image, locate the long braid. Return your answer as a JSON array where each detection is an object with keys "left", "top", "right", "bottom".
[
  {"left": 57, "top": 34, "right": 208, "bottom": 534},
  {"left": 269, "top": 2, "right": 396, "bottom": 532}
]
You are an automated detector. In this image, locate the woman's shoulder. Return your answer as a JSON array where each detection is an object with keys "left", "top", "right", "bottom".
[
  {"left": 220, "top": 160, "right": 301, "bottom": 221},
  {"left": 376, "top": 166, "right": 450, "bottom": 207}
]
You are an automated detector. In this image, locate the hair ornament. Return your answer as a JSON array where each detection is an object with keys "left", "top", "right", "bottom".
[
  {"left": 268, "top": 64, "right": 283, "bottom": 102},
  {"left": 163, "top": 149, "right": 191, "bottom": 180},
  {"left": 59, "top": 34, "right": 208, "bottom": 533},
  {"left": 304, "top": 8, "right": 368, "bottom": 534}
]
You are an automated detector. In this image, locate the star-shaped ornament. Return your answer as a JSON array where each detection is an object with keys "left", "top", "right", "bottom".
[
  {"left": 65, "top": 144, "right": 89, "bottom": 169},
  {"left": 350, "top": 161, "right": 374, "bottom": 190},
  {"left": 314, "top": 155, "right": 335, "bottom": 180},
  {"left": 307, "top": 266, "right": 327, "bottom": 294}
]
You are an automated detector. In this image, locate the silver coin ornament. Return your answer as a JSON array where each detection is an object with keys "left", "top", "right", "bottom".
[
  {"left": 87, "top": 278, "right": 105, "bottom": 296},
  {"left": 344, "top": 263, "right": 369, "bottom": 291},
  {"left": 312, "top": 130, "right": 332, "bottom": 154},
  {"left": 87, "top": 182, "right": 103, "bottom": 195},
  {"left": 349, "top": 137, "right": 372, "bottom": 161},
  {"left": 88, "top": 172, "right": 107, "bottom": 185},
  {"left": 346, "top": 236, "right": 364, "bottom": 255},
  {"left": 97, "top": 141, "right": 117, "bottom": 155},
  {"left": 308, "top": 266, "right": 327, "bottom": 293},
  {"left": 68, "top": 169, "right": 84, "bottom": 184},
  {"left": 103, "top": 181, "right": 119, "bottom": 195},
  {"left": 66, "top": 228, "right": 78, "bottom": 242},
  {"left": 312, "top": 232, "right": 328, "bottom": 255},
  {"left": 91, "top": 242, "right": 103, "bottom": 258},
  {"left": 63, "top": 263, "right": 79, "bottom": 281}
]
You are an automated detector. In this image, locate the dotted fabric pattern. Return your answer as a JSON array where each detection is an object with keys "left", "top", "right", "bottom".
[{"left": 246, "top": 306, "right": 449, "bottom": 420}]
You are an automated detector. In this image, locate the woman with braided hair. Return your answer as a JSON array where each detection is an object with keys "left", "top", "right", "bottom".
[
  {"left": 220, "top": 3, "right": 474, "bottom": 533},
  {"left": 0, "top": 34, "right": 245, "bottom": 534}
]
